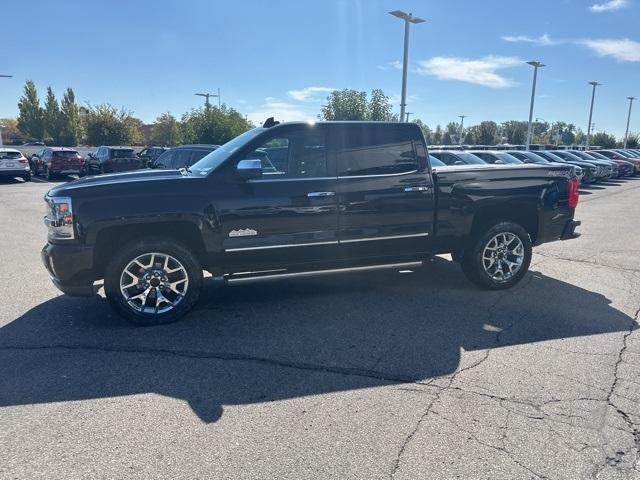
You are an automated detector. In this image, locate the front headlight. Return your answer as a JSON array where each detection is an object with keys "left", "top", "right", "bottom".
[{"left": 44, "top": 195, "right": 75, "bottom": 240}]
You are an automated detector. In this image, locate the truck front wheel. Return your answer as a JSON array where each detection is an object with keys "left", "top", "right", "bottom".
[
  {"left": 104, "top": 238, "right": 203, "bottom": 325},
  {"left": 461, "top": 222, "right": 532, "bottom": 290}
]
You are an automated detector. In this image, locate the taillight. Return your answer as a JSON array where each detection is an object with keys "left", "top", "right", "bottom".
[{"left": 568, "top": 177, "right": 580, "bottom": 209}]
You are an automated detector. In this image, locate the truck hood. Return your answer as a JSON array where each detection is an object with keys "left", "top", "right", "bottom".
[{"left": 47, "top": 169, "right": 186, "bottom": 197}]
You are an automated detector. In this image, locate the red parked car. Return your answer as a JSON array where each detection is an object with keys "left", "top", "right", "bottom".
[
  {"left": 594, "top": 150, "right": 640, "bottom": 175},
  {"left": 85, "top": 146, "right": 142, "bottom": 174},
  {"left": 30, "top": 147, "right": 84, "bottom": 179}
]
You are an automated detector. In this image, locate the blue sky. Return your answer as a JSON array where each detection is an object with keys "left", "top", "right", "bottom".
[{"left": 2, "top": 0, "right": 639, "bottom": 136}]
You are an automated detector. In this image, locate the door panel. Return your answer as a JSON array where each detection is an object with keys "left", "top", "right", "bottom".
[
  {"left": 333, "top": 124, "right": 435, "bottom": 259},
  {"left": 218, "top": 124, "right": 339, "bottom": 270}
]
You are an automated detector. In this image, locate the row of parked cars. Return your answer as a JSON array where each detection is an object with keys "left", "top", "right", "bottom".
[
  {"left": 0, "top": 144, "right": 222, "bottom": 181},
  {"left": 428, "top": 147, "right": 640, "bottom": 182}
]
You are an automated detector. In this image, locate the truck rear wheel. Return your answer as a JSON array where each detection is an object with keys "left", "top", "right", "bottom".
[
  {"left": 461, "top": 221, "right": 532, "bottom": 290},
  {"left": 104, "top": 238, "right": 203, "bottom": 325}
]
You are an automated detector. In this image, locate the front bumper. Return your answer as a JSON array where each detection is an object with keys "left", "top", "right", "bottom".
[
  {"left": 560, "top": 220, "right": 581, "bottom": 240},
  {"left": 41, "top": 242, "right": 96, "bottom": 297}
]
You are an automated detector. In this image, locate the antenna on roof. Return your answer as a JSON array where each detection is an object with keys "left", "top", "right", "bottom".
[{"left": 263, "top": 117, "right": 280, "bottom": 128}]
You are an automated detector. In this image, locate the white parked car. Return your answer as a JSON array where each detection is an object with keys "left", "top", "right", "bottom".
[{"left": 0, "top": 148, "right": 31, "bottom": 182}]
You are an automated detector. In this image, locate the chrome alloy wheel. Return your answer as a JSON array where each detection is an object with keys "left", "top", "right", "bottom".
[
  {"left": 119, "top": 252, "right": 189, "bottom": 314},
  {"left": 481, "top": 232, "right": 525, "bottom": 282}
]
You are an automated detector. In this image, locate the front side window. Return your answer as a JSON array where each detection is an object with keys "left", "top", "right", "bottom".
[
  {"left": 171, "top": 149, "right": 193, "bottom": 169},
  {"left": 154, "top": 150, "right": 174, "bottom": 168},
  {"left": 242, "top": 128, "right": 328, "bottom": 178},
  {"left": 336, "top": 125, "right": 418, "bottom": 176}
]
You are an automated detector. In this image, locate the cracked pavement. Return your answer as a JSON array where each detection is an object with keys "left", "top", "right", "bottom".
[{"left": 1, "top": 177, "right": 639, "bottom": 479}]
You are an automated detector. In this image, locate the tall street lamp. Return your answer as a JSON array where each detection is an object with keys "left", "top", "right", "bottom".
[
  {"left": 389, "top": 10, "right": 425, "bottom": 122},
  {"left": 0, "top": 75, "right": 11, "bottom": 146},
  {"left": 525, "top": 61, "right": 545, "bottom": 150},
  {"left": 624, "top": 96, "right": 636, "bottom": 149},
  {"left": 458, "top": 115, "right": 466, "bottom": 145},
  {"left": 195, "top": 88, "right": 221, "bottom": 109},
  {"left": 586, "top": 81, "right": 601, "bottom": 148}
]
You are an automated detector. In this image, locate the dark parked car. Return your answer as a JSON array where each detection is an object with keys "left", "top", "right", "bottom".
[
  {"left": 150, "top": 144, "right": 219, "bottom": 170},
  {"left": 466, "top": 150, "right": 523, "bottom": 165},
  {"left": 532, "top": 150, "right": 598, "bottom": 183},
  {"left": 551, "top": 150, "right": 615, "bottom": 179},
  {"left": 569, "top": 150, "right": 634, "bottom": 177},
  {"left": 85, "top": 146, "right": 143, "bottom": 174},
  {"left": 505, "top": 150, "right": 586, "bottom": 182},
  {"left": 31, "top": 147, "right": 84, "bottom": 179},
  {"left": 42, "top": 121, "right": 581, "bottom": 325},
  {"left": 137, "top": 146, "right": 169, "bottom": 166},
  {"left": 429, "top": 150, "right": 486, "bottom": 166}
]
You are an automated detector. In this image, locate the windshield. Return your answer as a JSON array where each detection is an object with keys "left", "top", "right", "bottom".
[
  {"left": 429, "top": 155, "right": 445, "bottom": 167},
  {"left": 112, "top": 149, "right": 135, "bottom": 158},
  {"left": 588, "top": 151, "right": 609, "bottom": 160},
  {"left": 190, "top": 128, "right": 266, "bottom": 175},
  {"left": 457, "top": 152, "right": 486, "bottom": 164},
  {"left": 494, "top": 152, "right": 522, "bottom": 164},
  {"left": 536, "top": 151, "right": 565, "bottom": 162}
]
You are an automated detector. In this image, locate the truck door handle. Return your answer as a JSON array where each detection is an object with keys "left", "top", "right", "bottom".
[
  {"left": 307, "top": 191, "right": 336, "bottom": 198},
  {"left": 404, "top": 186, "right": 430, "bottom": 192}
]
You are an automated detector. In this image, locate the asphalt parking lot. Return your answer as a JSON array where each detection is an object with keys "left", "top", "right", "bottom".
[{"left": 1, "top": 175, "right": 639, "bottom": 479}]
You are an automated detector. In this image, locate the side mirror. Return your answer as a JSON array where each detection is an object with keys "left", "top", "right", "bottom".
[
  {"left": 454, "top": 161, "right": 465, "bottom": 166},
  {"left": 31, "top": 154, "right": 39, "bottom": 159},
  {"left": 236, "top": 159, "right": 263, "bottom": 179}
]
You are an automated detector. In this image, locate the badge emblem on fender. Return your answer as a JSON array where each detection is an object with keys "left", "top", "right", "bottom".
[{"left": 229, "top": 228, "right": 258, "bottom": 237}]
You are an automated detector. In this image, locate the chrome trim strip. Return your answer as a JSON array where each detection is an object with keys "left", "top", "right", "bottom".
[
  {"left": 225, "top": 240, "right": 339, "bottom": 252},
  {"left": 227, "top": 262, "right": 424, "bottom": 284},
  {"left": 337, "top": 170, "right": 418, "bottom": 179},
  {"left": 250, "top": 176, "right": 336, "bottom": 183},
  {"left": 341, "top": 232, "right": 430, "bottom": 243}
]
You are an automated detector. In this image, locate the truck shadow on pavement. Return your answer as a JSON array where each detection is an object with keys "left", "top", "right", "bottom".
[{"left": 0, "top": 257, "right": 636, "bottom": 423}]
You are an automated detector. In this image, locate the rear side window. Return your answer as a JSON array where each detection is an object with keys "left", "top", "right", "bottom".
[
  {"left": 335, "top": 125, "right": 418, "bottom": 176},
  {"left": 112, "top": 149, "right": 135, "bottom": 159},
  {"left": 171, "top": 149, "right": 193, "bottom": 169},
  {"left": 154, "top": 150, "right": 174, "bottom": 168}
]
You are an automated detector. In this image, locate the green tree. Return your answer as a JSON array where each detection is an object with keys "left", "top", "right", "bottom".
[
  {"left": 413, "top": 119, "right": 432, "bottom": 144},
  {"left": 442, "top": 131, "right": 452, "bottom": 145},
  {"left": 59, "top": 88, "right": 82, "bottom": 146},
  {"left": 432, "top": 125, "right": 443, "bottom": 144},
  {"left": 625, "top": 132, "right": 639, "bottom": 148},
  {"left": 501, "top": 120, "right": 528, "bottom": 144},
  {"left": 152, "top": 113, "right": 182, "bottom": 145},
  {"left": 84, "top": 104, "right": 139, "bottom": 145},
  {"left": 17, "top": 80, "right": 44, "bottom": 141},
  {"left": 575, "top": 128, "right": 586, "bottom": 145},
  {"left": 591, "top": 131, "right": 617, "bottom": 149},
  {"left": 463, "top": 130, "right": 475, "bottom": 144},
  {"left": 181, "top": 105, "right": 252, "bottom": 145},
  {"left": 320, "top": 89, "right": 368, "bottom": 120},
  {"left": 43, "top": 86, "right": 62, "bottom": 143},
  {"left": 477, "top": 121, "right": 498, "bottom": 145},
  {"left": 368, "top": 89, "right": 395, "bottom": 121}
]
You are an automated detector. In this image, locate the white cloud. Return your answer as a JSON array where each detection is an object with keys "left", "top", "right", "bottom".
[
  {"left": 579, "top": 38, "right": 640, "bottom": 61},
  {"left": 417, "top": 55, "right": 522, "bottom": 89},
  {"left": 287, "top": 86, "right": 335, "bottom": 102},
  {"left": 246, "top": 97, "right": 315, "bottom": 125},
  {"left": 589, "top": 0, "right": 629, "bottom": 12},
  {"left": 501, "top": 33, "right": 557, "bottom": 46},
  {"left": 376, "top": 60, "right": 403, "bottom": 71}
]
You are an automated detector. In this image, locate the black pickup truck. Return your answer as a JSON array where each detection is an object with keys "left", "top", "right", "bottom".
[{"left": 42, "top": 121, "right": 581, "bottom": 325}]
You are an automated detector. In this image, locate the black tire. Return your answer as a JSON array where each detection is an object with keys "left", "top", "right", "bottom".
[
  {"left": 104, "top": 238, "right": 203, "bottom": 326},
  {"left": 461, "top": 221, "right": 532, "bottom": 290},
  {"left": 22, "top": 173, "right": 31, "bottom": 182}
]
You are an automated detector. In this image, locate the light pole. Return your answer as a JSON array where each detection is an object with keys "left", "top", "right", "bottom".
[
  {"left": 458, "top": 115, "right": 466, "bottom": 145},
  {"left": 624, "top": 96, "right": 636, "bottom": 149},
  {"left": 195, "top": 88, "right": 221, "bottom": 108},
  {"left": 586, "top": 81, "right": 601, "bottom": 148},
  {"left": 389, "top": 10, "right": 425, "bottom": 122},
  {"left": 0, "top": 75, "right": 11, "bottom": 146},
  {"left": 405, "top": 112, "right": 413, "bottom": 122},
  {"left": 525, "top": 61, "right": 545, "bottom": 150}
]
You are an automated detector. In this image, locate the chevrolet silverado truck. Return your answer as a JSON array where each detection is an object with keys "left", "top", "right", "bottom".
[{"left": 42, "top": 120, "right": 581, "bottom": 325}]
